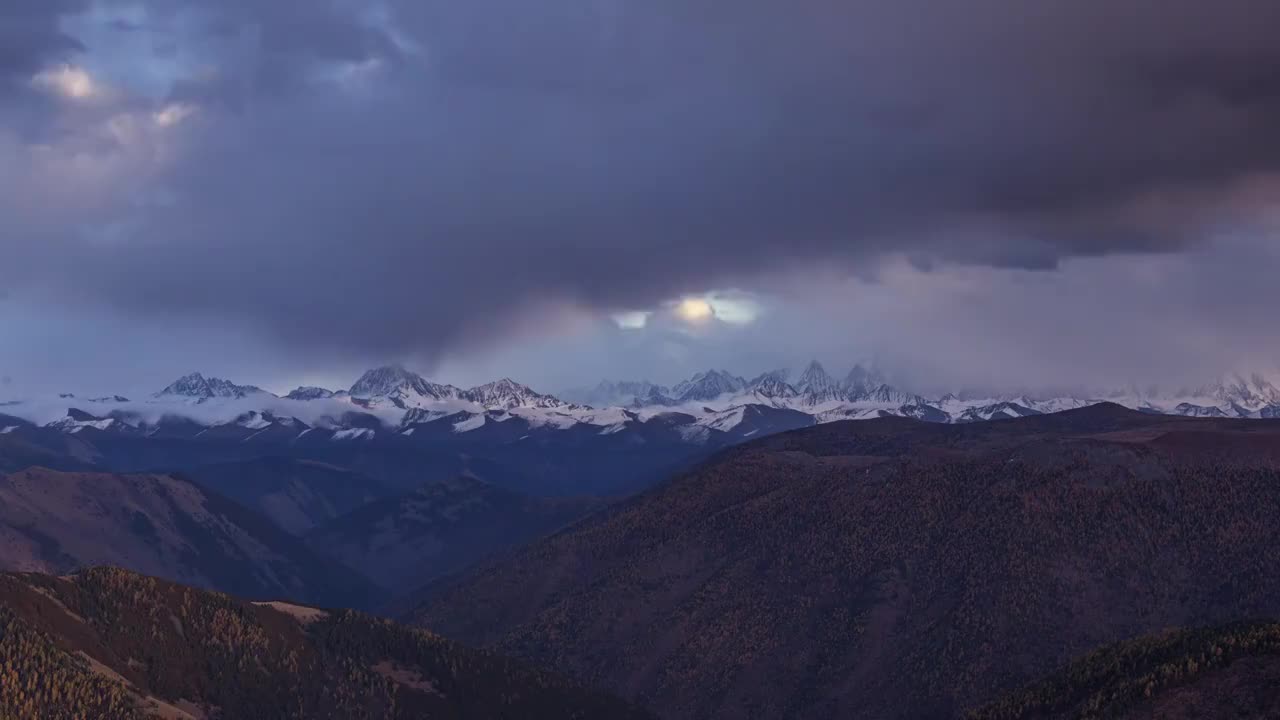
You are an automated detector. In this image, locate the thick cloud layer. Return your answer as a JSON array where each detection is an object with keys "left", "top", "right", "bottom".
[
  {"left": 3, "top": 0, "right": 1280, "bottom": 381},
  {"left": 0, "top": 1, "right": 86, "bottom": 77}
]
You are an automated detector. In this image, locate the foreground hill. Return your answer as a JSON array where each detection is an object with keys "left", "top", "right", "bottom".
[
  {"left": 0, "top": 567, "right": 649, "bottom": 720},
  {"left": 411, "top": 405, "right": 1280, "bottom": 718},
  {"left": 0, "top": 467, "right": 379, "bottom": 609},
  {"left": 973, "top": 621, "right": 1280, "bottom": 719},
  {"left": 308, "top": 475, "right": 601, "bottom": 592}
]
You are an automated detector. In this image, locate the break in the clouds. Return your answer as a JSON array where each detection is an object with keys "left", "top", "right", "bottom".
[{"left": 3, "top": 0, "right": 1280, "bottom": 390}]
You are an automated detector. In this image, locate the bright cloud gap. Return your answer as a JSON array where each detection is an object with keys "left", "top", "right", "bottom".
[{"left": 614, "top": 292, "right": 762, "bottom": 330}]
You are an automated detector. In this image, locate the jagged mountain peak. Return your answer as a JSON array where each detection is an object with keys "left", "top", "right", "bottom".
[
  {"left": 65, "top": 408, "right": 102, "bottom": 422},
  {"left": 1175, "top": 371, "right": 1280, "bottom": 410},
  {"left": 348, "top": 365, "right": 461, "bottom": 406},
  {"left": 800, "top": 359, "right": 828, "bottom": 375},
  {"left": 156, "top": 372, "right": 267, "bottom": 401},
  {"left": 843, "top": 364, "right": 887, "bottom": 396},
  {"left": 752, "top": 378, "right": 799, "bottom": 399},
  {"left": 286, "top": 386, "right": 336, "bottom": 401},
  {"left": 1219, "top": 371, "right": 1280, "bottom": 407},
  {"left": 673, "top": 369, "right": 748, "bottom": 402},
  {"left": 350, "top": 365, "right": 425, "bottom": 397},
  {"left": 694, "top": 369, "right": 740, "bottom": 381},
  {"left": 797, "top": 360, "right": 837, "bottom": 387},
  {"left": 748, "top": 370, "right": 798, "bottom": 400},
  {"left": 795, "top": 360, "right": 843, "bottom": 405},
  {"left": 633, "top": 386, "right": 679, "bottom": 408},
  {"left": 45, "top": 408, "right": 130, "bottom": 434},
  {"left": 858, "top": 383, "right": 922, "bottom": 405},
  {"left": 749, "top": 369, "right": 791, "bottom": 386},
  {"left": 464, "top": 378, "right": 566, "bottom": 410}
]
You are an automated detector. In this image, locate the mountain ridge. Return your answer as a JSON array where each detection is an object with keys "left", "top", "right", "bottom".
[{"left": 7, "top": 366, "right": 1280, "bottom": 460}]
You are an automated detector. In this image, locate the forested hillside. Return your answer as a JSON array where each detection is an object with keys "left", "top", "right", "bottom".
[
  {"left": 973, "top": 621, "right": 1280, "bottom": 719},
  {"left": 413, "top": 406, "right": 1280, "bottom": 718},
  {"left": 0, "top": 567, "right": 650, "bottom": 719}
]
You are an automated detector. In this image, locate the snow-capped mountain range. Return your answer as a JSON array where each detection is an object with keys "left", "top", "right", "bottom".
[{"left": 4, "top": 362, "right": 1280, "bottom": 447}]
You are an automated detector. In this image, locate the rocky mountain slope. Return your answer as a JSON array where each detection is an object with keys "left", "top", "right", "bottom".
[
  {"left": 410, "top": 406, "right": 1280, "bottom": 719},
  {"left": 0, "top": 467, "right": 379, "bottom": 609},
  {"left": 0, "top": 567, "right": 650, "bottom": 719}
]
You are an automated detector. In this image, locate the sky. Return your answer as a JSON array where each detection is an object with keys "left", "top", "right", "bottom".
[{"left": 4, "top": 0, "right": 1280, "bottom": 398}]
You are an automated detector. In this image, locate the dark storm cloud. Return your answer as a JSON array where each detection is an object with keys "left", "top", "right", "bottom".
[
  {"left": 133, "top": 0, "right": 402, "bottom": 104},
  {"left": 0, "top": 0, "right": 87, "bottom": 78},
  {"left": 6, "top": 0, "right": 1280, "bottom": 367},
  {"left": 126, "top": 0, "right": 395, "bottom": 63},
  {"left": 0, "top": 0, "right": 89, "bottom": 134}
]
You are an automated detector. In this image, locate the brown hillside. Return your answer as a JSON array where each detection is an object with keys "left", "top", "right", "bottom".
[{"left": 411, "top": 406, "right": 1280, "bottom": 719}]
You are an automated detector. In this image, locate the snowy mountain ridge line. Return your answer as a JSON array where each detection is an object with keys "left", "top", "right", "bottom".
[{"left": 4, "top": 363, "right": 1280, "bottom": 443}]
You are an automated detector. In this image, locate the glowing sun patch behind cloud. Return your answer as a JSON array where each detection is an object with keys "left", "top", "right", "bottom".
[{"left": 674, "top": 297, "right": 715, "bottom": 323}]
